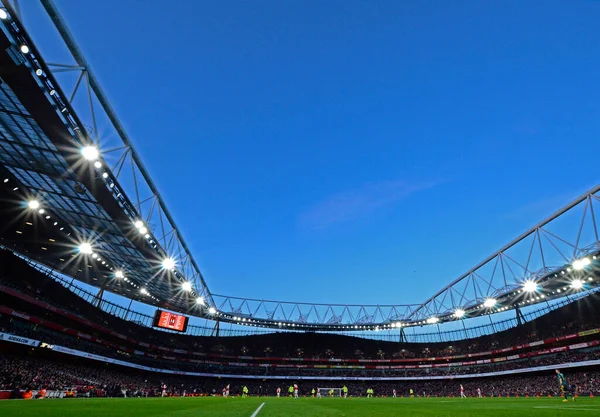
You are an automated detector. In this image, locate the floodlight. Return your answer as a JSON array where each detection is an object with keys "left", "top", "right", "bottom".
[
  {"left": 572, "top": 258, "right": 591, "bottom": 270},
  {"left": 139, "top": 227, "right": 148, "bottom": 235},
  {"left": 162, "top": 257, "right": 175, "bottom": 270},
  {"left": 0, "top": 9, "right": 8, "bottom": 20},
  {"left": 140, "top": 288, "right": 148, "bottom": 295},
  {"left": 571, "top": 279, "right": 584, "bottom": 290},
  {"left": 81, "top": 145, "right": 99, "bottom": 161},
  {"left": 102, "top": 172, "right": 109, "bottom": 179},
  {"left": 182, "top": 281, "right": 192, "bottom": 292},
  {"left": 94, "top": 161, "right": 102, "bottom": 169},
  {"left": 483, "top": 298, "right": 497, "bottom": 308},
  {"left": 28, "top": 200, "right": 40, "bottom": 210},
  {"left": 196, "top": 296, "right": 205, "bottom": 305},
  {"left": 78, "top": 242, "right": 93, "bottom": 255},
  {"left": 523, "top": 280, "right": 538, "bottom": 293},
  {"left": 35, "top": 69, "right": 43, "bottom": 76},
  {"left": 115, "top": 270, "right": 124, "bottom": 279},
  {"left": 454, "top": 309, "right": 465, "bottom": 318},
  {"left": 426, "top": 317, "right": 439, "bottom": 324},
  {"left": 208, "top": 307, "right": 216, "bottom": 314},
  {"left": 20, "top": 45, "right": 29, "bottom": 54},
  {"left": 134, "top": 220, "right": 144, "bottom": 229}
]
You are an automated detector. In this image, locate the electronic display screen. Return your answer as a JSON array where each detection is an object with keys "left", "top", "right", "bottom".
[{"left": 152, "top": 310, "right": 189, "bottom": 332}]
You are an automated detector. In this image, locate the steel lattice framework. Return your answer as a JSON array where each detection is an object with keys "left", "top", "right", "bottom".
[{"left": 0, "top": 0, "right": 599, "bottom": 333}]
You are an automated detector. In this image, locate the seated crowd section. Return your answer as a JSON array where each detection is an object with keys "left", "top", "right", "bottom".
[{"left": 1, "top": 249, "right": 600, "bottom": 398}]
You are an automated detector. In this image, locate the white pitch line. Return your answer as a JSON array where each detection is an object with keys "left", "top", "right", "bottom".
[{"left": 250, "top": 402, "right": 266, "bottom": 417}]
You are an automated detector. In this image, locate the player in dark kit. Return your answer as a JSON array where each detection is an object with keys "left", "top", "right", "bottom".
[{"left": 555, "top": 369, "right": 575, "bottom": 402}]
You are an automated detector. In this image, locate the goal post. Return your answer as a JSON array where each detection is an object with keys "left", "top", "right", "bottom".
[{"left": 317, "top": 387, "right": 342, "bottom": 397}]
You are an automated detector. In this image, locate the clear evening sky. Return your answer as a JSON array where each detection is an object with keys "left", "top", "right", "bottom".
[{"left": 23, "top": 0, "right": 600, "bottom": 306}]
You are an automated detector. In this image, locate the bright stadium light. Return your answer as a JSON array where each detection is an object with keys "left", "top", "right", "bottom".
[
  {"left": 182, "top": 281, "right": 192, "bottom": 292},
  {"left": 572, "top": 258, "right": 591, "bottom": 270},
  {"left": 196, "top": 296, "right": 205, "bottom": 305},
  {"left": 523, "top": 280, "right": 538, "bottom": 293},
  {"left": 28, "top": 200, "right": 40, "bottom": 210},
  {"left": 139, "top": 227, "right": 148, "bottom": 235},
  {"left": 94, "top": 161, "right": 102, "bottom": 169},
  {"left": 140, "top": 288, "right": 148, "bottom": 295},
  {"left": 134, "top": 220, "right": 144, "bottom": 229},
  {"left": 162, "top": 257, "right": 175, "bottom": 270},
  {"left": 20, "top": 45, "right": 29, "bottom": 54},
  {"left": 78, "top": 242, "right": 93, "bottom": 255},
  {"left": 208, "top": 307, "right": 216, "bottom": 315},
  {"left": 571, "top": 279, "right": 584, "bottom": 290},
  {"left": 81, "top": 145, "right": 99, "bottom": 161},
  {"left": 0, "top": 9, "right": 8, "bottom": 20},
  {"left": 454, "top": 309, "right": 465, "bottom": 318},
  {"left": 483, "top": 298, "right": 497, "bottom": 308},
  {"left": 115, "top": 270, "right": 124, "bottom": 279},
  {"left": 426, "top": 317, "right": 439, "bottom": 324}
]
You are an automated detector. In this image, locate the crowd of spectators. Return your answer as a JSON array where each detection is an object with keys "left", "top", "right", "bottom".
[
  {"left": 2, "top": 350, "right": 600, "bottom": 398},
  {"left": 2, "top": 309, "right": 599, "bottom": 379}
]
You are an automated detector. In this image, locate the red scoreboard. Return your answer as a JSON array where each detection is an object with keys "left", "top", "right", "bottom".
[{"left": 152, "top": 310, "right": 189, "bottom": 332}]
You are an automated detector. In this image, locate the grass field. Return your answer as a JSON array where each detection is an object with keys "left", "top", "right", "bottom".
[{"left": 0, "top": 396, "right": 598, "bottom": 416}]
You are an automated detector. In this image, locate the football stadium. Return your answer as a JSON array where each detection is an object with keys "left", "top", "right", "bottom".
[{"left": 1, "top": 1, "right": 600, "bottom": 416}]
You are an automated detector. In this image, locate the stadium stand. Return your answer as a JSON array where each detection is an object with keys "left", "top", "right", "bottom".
[
  {"left": 2, "top": 249, "right": 600, "bottom": 399},
  {"left": 1, "top": 347, "right": 600, "bottom": 399}
]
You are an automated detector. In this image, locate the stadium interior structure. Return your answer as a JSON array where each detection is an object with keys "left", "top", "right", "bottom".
[{"left": 1, "top": 0, "right": 600, "bottom": 402}]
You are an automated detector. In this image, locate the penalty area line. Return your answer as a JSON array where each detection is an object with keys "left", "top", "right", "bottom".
[{"left": 250, "top": 402, "right": 266, "bottom": 417}]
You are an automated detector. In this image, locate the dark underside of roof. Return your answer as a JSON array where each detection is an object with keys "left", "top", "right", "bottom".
[{"left": 0, "top": 27, "right": 195, "bottom": 313}]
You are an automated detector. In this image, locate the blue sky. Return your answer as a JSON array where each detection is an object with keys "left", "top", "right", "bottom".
[{"left": 22, "top": 0, "right": 600, "bottom": 307}]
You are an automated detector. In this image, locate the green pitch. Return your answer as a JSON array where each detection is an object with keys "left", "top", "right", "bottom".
[{"left": 0, "top": 396, "right": 599, "bottom": 416}]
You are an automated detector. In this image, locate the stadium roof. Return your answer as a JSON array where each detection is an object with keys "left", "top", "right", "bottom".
[
  {"left": 0, "top": 0, "right": 599, "bottom": 333},
  {"left": 0, "top": 1, "right": 212, "bottom": 314}
]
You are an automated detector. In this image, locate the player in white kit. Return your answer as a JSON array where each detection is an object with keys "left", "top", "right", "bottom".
[
  {"left": 460, "top": 385, "right": 466, "bottom": 398},
  {"left": 477, "top": 388, "right": 482, "bottom": 398},
  {"left": 317, "top": 388, "right": 321, "bottom": 398},
  {"left": 276, "top": 387, "right": 281, "bottom": 397},
  {"left": 393, "top": 389, "right": 397, "bottom": 398},
  {"left": 294, "top": 384, "right": 299, "bottom": 399}
]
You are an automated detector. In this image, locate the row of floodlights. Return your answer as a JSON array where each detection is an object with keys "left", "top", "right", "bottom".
[
  {"left": 250, "top": 256, "right": 596, "bottom": 329},
  {"left": 23, "top": 188, "right": 600, "bottom": 328},
  {"left": 80, "top": 146, "right": 201, "bottom": 295},
  {"left": 18, "top": 141, "right": 597, "bottom": 328},
  {"left": 25, "top": 196, "right": 209, "bottom": 306},
  {"left": 1, "top": 25, "right": 223, "bottom": 319},
  {"left": 21, "top": 201, "right": 155, "bottom": 298}
]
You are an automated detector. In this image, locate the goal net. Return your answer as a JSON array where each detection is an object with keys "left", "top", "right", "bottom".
[{"left": 317, "top": 387, "right": 342, "bottom": 397}]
